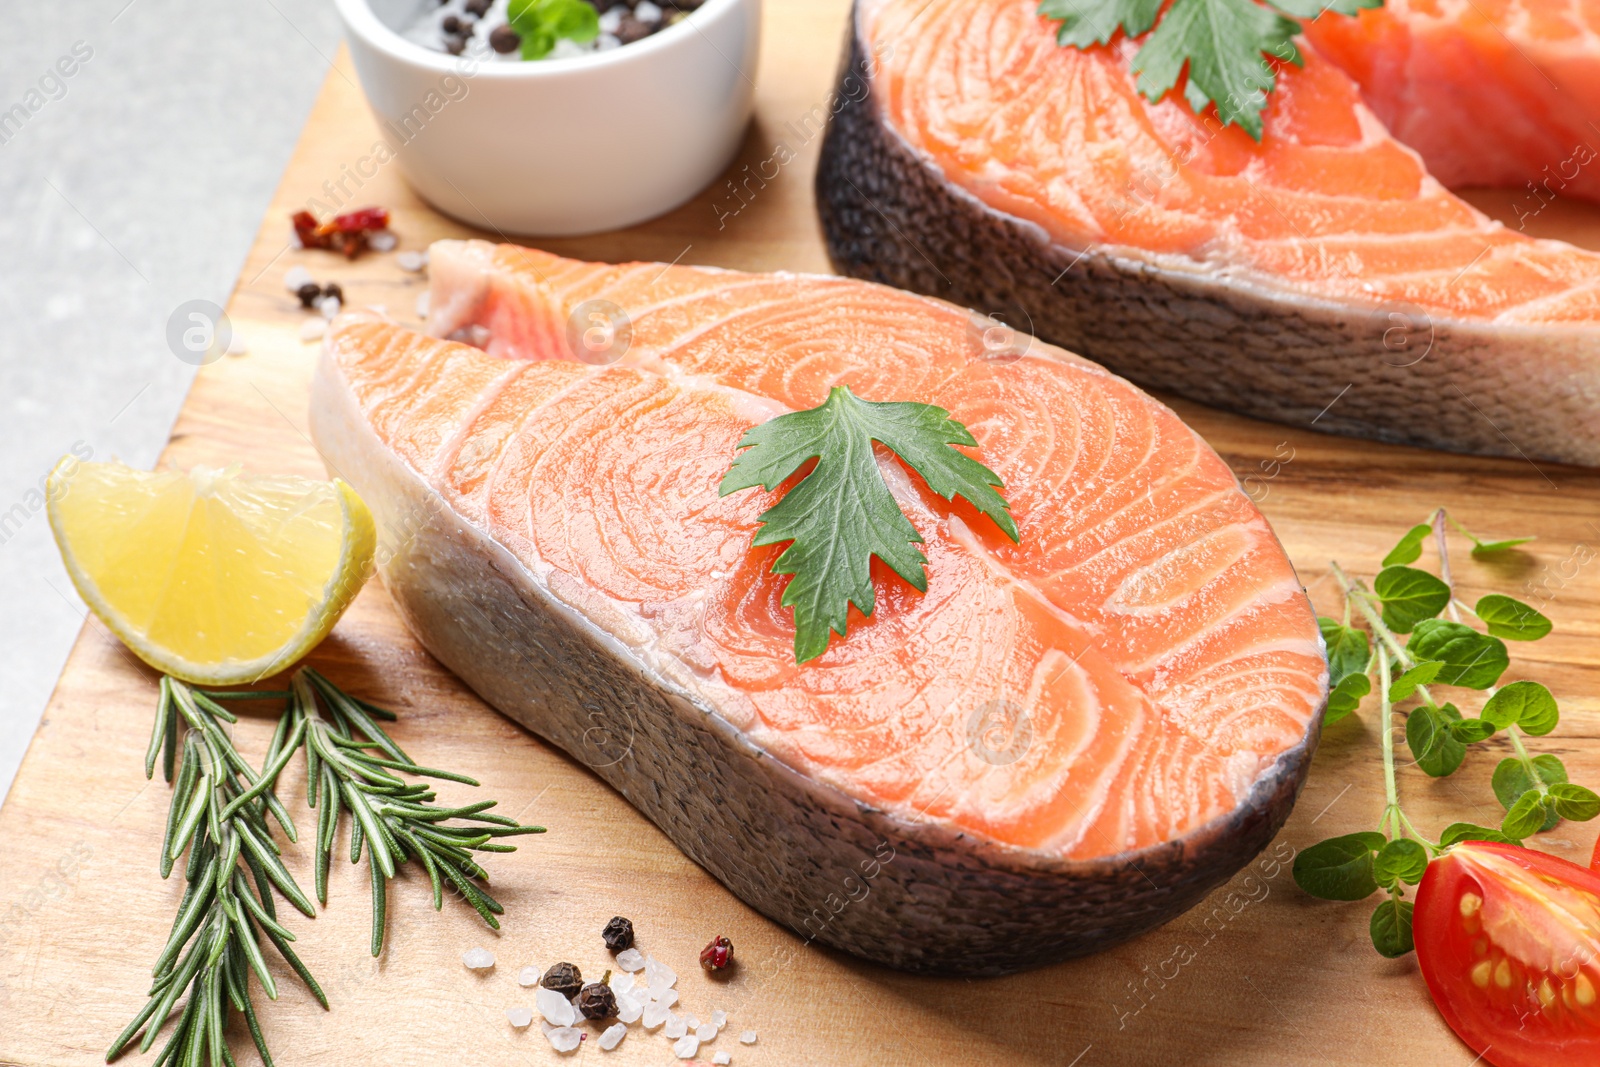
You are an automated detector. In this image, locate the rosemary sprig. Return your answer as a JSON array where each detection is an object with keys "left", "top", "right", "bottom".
[{"left": 111, "top": 669, "right": 545, "bottom": 1065}]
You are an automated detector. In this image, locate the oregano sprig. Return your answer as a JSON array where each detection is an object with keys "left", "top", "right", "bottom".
[
  {"left": 111, "top": 670, "right": 545, "bottom": 1066},
  {"left": 1294, "top": 508, "right": 1599, "bottom": 957}
]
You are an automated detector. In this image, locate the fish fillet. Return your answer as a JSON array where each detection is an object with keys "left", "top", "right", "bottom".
[{"left": 309, "top": 241, "right": 1326, "bottom": 972}]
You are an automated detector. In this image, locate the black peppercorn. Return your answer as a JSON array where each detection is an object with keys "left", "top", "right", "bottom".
[
  {"left": 464, "top": 0, "right": 490, "bottom": 15},
  {"left": 441, "top": 14, "right": 463, "bottom": 33},
  {"left": 489, "top": 24, "right": 521, "bottom": 53},
  {"left": 539, "top": 961, "right": 583, "bottom": 998},
  {"left": 577, "top": 980, "right": 617, "bottom": 1019},
  {"left": 601, "top": 915, "right": 634, "bottom": 952},
  {"left": 296, "top": 282, "right": 322, "bottom": 308},
  {"left": 321, "top": 282, "right": 343, "bottom": 304}
]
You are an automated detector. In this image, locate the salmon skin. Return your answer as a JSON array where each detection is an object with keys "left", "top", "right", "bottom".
[
  {"left": 1306, "top": 0, "right": 1600, "bottom": 205},
  {"left": 816, "top": 0, "right": 1600, "bottom": 467},
  {"left": 309, "top": 240, "right": 1326, "bottom": 974}
]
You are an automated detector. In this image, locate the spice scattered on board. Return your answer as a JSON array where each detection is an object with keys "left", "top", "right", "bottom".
[{"left": 291, "top": 207, "right": 392, "bottom": 258}]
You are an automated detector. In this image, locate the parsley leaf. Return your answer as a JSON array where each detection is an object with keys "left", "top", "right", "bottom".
[
  {"left": 1040, "top": 0, "right": 1382, "bottom": 140},
  {"left": 720, "top": 386, "right": 1018, "bottom": 664}
]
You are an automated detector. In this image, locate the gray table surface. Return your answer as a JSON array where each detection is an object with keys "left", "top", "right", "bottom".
[{"left": 0, "top": 0, "right": 343, "bottom": 801}]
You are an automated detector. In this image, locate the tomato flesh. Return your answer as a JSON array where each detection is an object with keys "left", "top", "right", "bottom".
[{"left": 1416, "top": 840, "right": 1600, "bottom": 1067}]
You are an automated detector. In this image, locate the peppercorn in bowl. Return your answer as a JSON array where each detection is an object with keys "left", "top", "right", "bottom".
[{"left": 336, "top": 0, "right": 760, "bottom": 234}]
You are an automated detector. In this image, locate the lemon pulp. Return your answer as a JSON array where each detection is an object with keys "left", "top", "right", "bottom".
[{"left": 47, "top": 459, "right": 375, "bottom": 684}]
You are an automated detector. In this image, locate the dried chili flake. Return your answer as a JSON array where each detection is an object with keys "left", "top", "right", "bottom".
[{"left": 291, "top": 207, "right": 392, "bottom": 258}]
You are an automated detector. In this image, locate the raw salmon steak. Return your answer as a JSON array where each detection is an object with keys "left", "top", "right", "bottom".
[
  {"left": 309, "top": 241, "right": 1326, "bottom": 974},
  {"left": 816, "top": 0, "right": 1600, "bottom": 466},
  {"left": 1306, "top": 0, "right": 1600, "bottom": 203}
]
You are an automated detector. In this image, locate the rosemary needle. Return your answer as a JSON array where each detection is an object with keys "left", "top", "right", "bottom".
[{"left": 109, "top": 668, "right": 545, "bottom": 1066}]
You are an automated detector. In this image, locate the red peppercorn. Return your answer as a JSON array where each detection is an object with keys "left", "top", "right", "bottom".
[{"left": 699, "top": 936, "right": 733, "bottom": 971}]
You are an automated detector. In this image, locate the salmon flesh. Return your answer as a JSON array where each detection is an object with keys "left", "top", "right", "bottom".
[{"left": 308, "top": 240, "right": 1327, "bottom": 974}]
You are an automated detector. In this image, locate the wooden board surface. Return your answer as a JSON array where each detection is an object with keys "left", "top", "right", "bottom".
[{"left": 5, "top": 3, "right": 1600, "bottom": 1064}]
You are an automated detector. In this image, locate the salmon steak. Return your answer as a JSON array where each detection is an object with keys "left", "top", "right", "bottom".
[
  {"left": 1306, "top": 0, "right": 1600, "bottom": 203},
  {"left": 816, "top": 0, "right": 1600, "bottom": 466},
  {"left": 308, "top": 240, "right": 1327, "bottom": 974}
]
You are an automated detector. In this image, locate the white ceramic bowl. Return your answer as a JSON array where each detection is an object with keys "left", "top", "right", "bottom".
[{"left": 336, "top": 0, "right": 761, "bottom": 236}]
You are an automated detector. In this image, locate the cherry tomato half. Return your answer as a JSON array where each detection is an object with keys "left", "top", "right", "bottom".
[
  {"left": 1590, "top": 831, "right": 1600, "bottom": 873},
  {"left": 1416, "top": 840, "right": 1600, "bottom": 1067}
]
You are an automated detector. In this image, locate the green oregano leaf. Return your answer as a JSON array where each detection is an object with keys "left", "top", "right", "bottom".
[
  {"left": 1370, "top": 895, "right": 1415, "bottom": 958},
  {"left": 1373, "top": 839, "right": 1428, "bottom": 888},
  {"left": 1474, "top": 594, "right": 1552, "bottom": 642},
  {"left": 1388, "top": 660, "right": 1442, "bottom": 703},
  {"left": 1502, "top": 790, "right": 1551, "bottom": 840},
  {"left": 1323, "top": 673, "right": 1370, "bottom": 726},
  {"left": 1449, "top": 718, "right": 1496, "bottom": 744},
  {"left": 1550, "top": 783, "right": 1600, "bottom": 823},
  {"left": 720, "top": 385, "right": 1017, "bottom": 663},
  {"left": 1292, "top": 832, "right": 1386, "bottom": 901},
  {"left": 1406, "top": 702, "right": 1466, "bottom": 778},
  {"left": 1407, "top": 620, "right": 1508, "bottom": 689},
  {"left": 1439, "top": 822, "right": 1518, "bottom": 847},
  {"left": 1381, "top": 523, "right": 1432, "bottom": 567},
  {"left": 1319, "top": 617, "right": 1371, "bottom": 687},
  {"left": 1482, "top": 681, "right": 1559, "bottom": 736},
  {"left": 1372, "top": 566, "right": 1451, "bottom": 633}
]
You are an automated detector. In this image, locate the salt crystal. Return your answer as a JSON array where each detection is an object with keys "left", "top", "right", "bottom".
[
  {"left": 636, "top": 0, "right": 663, "bottom": 23},
  {"left": 415, "top": 291, "right": 431, "bottom": 318},
  {"left": 651, "top": 988, "right": 679, "bottom": 1009},
  {"left": 519, "top": 966, "right": 542, "bottom": 986},
  {"left": 696, "top": 1023, "right": 716, "bottom": 1042},
  {"left": 551, "top": 37, "right": 588, "bottom": 59},
  {"left": 663, "top": 1013, "right": 687, "bottom": 1039},
  {"left": 711, "top": 1009, "right": 728, "bottom": 1028},
  {"left": 616, "top": 948, "right": 645, "bottom": 971},
  {"left": 713, "top": 1054, "right": 731, "bottom": 1066},
  {"left": 317, "top": 295, "right": 342, "bottom": 319},
  {"left": 547, "top": 1027, "right": 582, "bottom": 1052},
  {"left": 284, "top": 265, "right": 313, "bottom": 292},
  {"left": 739, "top": 1030, "right": 757, "bottom": 1045},
  {"left": 599, "top": 1022, "right": 627, "bottom": 1050},
  {"left": 645, "top": 956, "right": 677, "bottom": 995},
  {"left": 396, "top": 249, "right": 428, "bottom": 272},
  {"left": 673, "top": 1034, "right": 700, "bottom": 1059},
  {"left": 537, "top": 986, "right": 577, "bottom": 1027},
  {"left": 506, "top": 1007, "right": 534, "bottom": 1029},
  {"left": 616, "top": 997, "right": 642, "bottom": 1024},
  {"left": 642, "top": 1001, "right": 670, "bottom": 1029},
  {"left": 611, "top": 973, "right": 635, "bottom": 997},
  {"left": 369, "top": 231, "right": 398, "bottom": 252},
  {"left": 298, "top": 318, "right": 327, "bottom": 342},
  {"left": 462, "top": 947, "right": 495, "bottom": 970},
  {"left": 598, "top": 7, "right": 623, "bottom": 32},
  {"left": 225, "top": 333, "right": 249, "bottom": 357},
  {"left": 596, "top": 33, "right": 620, "bottom": 50},
  {"left": 685, "top": 1015, "right": 700, "bottom": 1030}
]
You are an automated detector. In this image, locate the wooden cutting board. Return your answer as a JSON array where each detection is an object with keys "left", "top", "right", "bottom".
[{"left": 4, "top": 3, "right": 1600, "bottom": 1064}]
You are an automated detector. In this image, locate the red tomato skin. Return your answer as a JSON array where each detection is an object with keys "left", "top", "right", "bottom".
[
  {"left": 1415, "top": 841, "right": 1600, "bottom": 1067},
  {"left": 1590, "top": 832, "right": 1600, "bottom": 873}
]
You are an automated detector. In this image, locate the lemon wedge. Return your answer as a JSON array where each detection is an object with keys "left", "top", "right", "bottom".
[{"left": 47, "top": 459, "right": 375, "bottom": 685}]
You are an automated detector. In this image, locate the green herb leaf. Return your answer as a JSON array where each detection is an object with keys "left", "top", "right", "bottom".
[
  {"left": 1449, "top": 718, "right": 1496, "bottom": 744},
  {"left": 1370, "top": 895, "right": 1415, "bottom": 958},
  {"left": 1492, "top": 754, "right": 1566, "bottom": 837},
  {"left": 1502, "top": 789, "right": 1551, "bottom": 840},
  {"left": 1269, "top": 0, "right": 1384, "bottom": 16},
  {"left": 1372, "top": 566, "right": 1451, "bottom": 633},
  {"left": 1472, "top": 537, "right": 1535, "bottom": 557},
  {"left": 1319, "top": 617, "right": 1371, "bottom": 687},
  {"left": 1550, "top": 783, "right": 1600, "bottom": 823},
  {"left": 1380, "top": 523, "right": 1433, "bottom": 567},
  {"left": 508, "top": 0, "right": 600, "bottom": 60},
  {"left": 1038, "top": 0, "right": 1163, "bottom": 47},
  {"left": 1481, "top": 680, "right": 1559, "bottom": 736},
  {"left": 1292, "top": 832, "right": 1386, "bottom": 901},
  {"left": 1439, "top": 822, "right": 1518, "bottom": 847},
  {"left": 1373, "top": 839, "right": 1428, "bottom": 888},
  {"left": 1474, "top": 594, "right": 1553, "bottom": 642},
  {"left": 1323, "top": 672, "right": 1370, "bottom": 726},
  {"left": 1129, "top": 0, "right": 1301, "bottom": 141},
  {"left": 1406, "top": 702, "right": 1466, "bottom": 778},
  {"left": 1407, "top": 620, "right": 1509, "bottom": 689},
  {"left": 1388, "top": 659, "right": 1442, "bottom": 703},
  {"left": 720, "top": 385, "right": 1017, "bottom": 663}
]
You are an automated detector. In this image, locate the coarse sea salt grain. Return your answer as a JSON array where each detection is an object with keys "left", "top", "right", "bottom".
[
  {"left": 599, "top": 1022, "right": 627, "bottom": 1050},
  {"left": 642, "top": 1001, "right": 670, "bottom": 1029},
  {"left": 369, "top": 231, "right": 398, "bottom": 253},
  {"left": 645, "top": 956, "right": 677, "bottom": 991},
  {"left": 415, "top": 291, "right": 430, "bottom": 318},
  {"left": 298, "top": 318, "right": 327, "bottom": 342},
  {"left": 284, "top": 265, "right": 314, "bottom": 292},
  {"left": 537, "top": 986, "right": 577, "bottom": 1027},
  {"left": 636, "top": 0, "right": 663, "bottom": 22},
  {"left": 673, "top": 1034, "right": 700, "bottom": 1059},
  {"left": 518, "top": 965, "right": 542, "bottom": 986},
  {"left": 462, "top": 947, "right": 495, "bottom": 970},
  {"left": 225, "top": 333, "right": 249, "bottom": 357},
  {"left": 317, "top": 295, "right": 342, "bottom": 319},
  {"left": 547, "top": 1027, "right": 582, "bottom": 1052},
  {"left": 713, "top": 1054, "right": 731, "bottom": 1066},
  {"left": 711, "top": 1009, "right": 728, "bottom": 1028},
  {"left": 616, "top": 948, "right": 645, "bottom": 971},
  {"left": 396, "top": 249, "right": 428, "bottom": 272},
  {"left": 651, "top": 989, "right": 679, "bottom": 1009},
  {"left": 617, "top": 997, "right": 643, "bottom": 1025},
  {"left": 696, "top": 1023, "right": 716, "bottom": 1042},
  {"left": 739, "top": 1030, "right": 758, "bottom": 1044},
  {"left": 663, "top": 1013, "right": 687, "bottom": 1039},
  {"left": 506, "top": 1007, "right": 534, "bottom": 1029}
]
